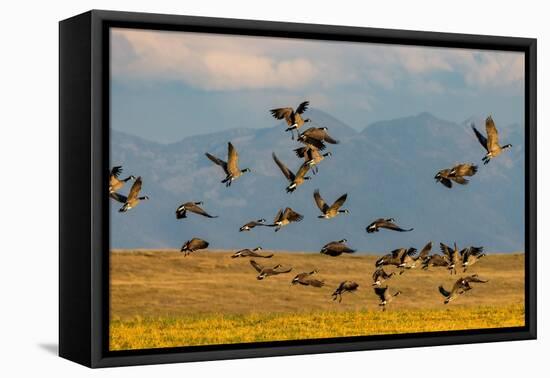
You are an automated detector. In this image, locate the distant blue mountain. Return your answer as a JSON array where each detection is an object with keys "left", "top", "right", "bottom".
[{"left": 110, "top": 110, "right": 525, "bottom": 253}]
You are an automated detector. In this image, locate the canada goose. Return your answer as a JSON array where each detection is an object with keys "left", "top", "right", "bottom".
[
  {"left": 372, "top": 267, "right": 394, "bottom": 286},
  {"left": 313, "top": 190, "right": 349, "bottom": 219},
  {"left": 239, "top": 219, "right": 269, "bottom": 232},
  {"left": 271, "top": 207, "right": 304, "bottom": 232},
  {"left": 291, "top": 270, "right": 325, "bottom": 287},
  {"left": 297, "top": 127, "right": 339, "bottom": 150},
  {"left": 462, "top": 246, "right": 485, "bottom": 272},
  {"left": 332, "top": 281, "right": 359, "bottom": 303},
  {"left": 472, "top": 116, "right": 512, "bottom": 164},
  {"left": 109, "top": 166, "right": 135, "bottom": 194},
  {"left": 118, "top": 177, "right": 149, "bottom": 212},
  {"left": 249, "top": 260, "right": 292, "bottom": 280},
  {"left": 374, "top": 286, "right": 402, "bottom": 311},
  {"left": 320, "top": 239, "right": 356, "bottom": 257},
  {"left": 398, "top": 241, "right": 432, "bottom": 274},
  {"left": 272, "top": 152, "right": 311, "bottom": 193},
  {"left": 231, "top": 247, "right": 273, "bottom": 259},
  {"left": 270, "top": 101, "right": 311, "bottom": 140},
  {"left": 180, "top": 238, "right": 209, "bottom": 256},
  {"left": 440, "top": 242, "right": 462, "bottom": 275},
  {"left": 435, "top": 163, "right": 478, "bottom": 188},
  {"left": 294, "top": 146, "right": 331, "bottom": 174},
  {"left": 205, "top": 142, "right": 251, "bottom": 187},
  {"left": 439, "top": 274, "right": 488, "bottom": 304},
  {"left": 422, "top": 254, "right": 450, "bottom": 270},
  {"left": 375, "top": 247, "right": 416, "bottom": 267},
  {"left": 366, "top": 218, "right": 413, "bottom": 233},
  {"left": 175, "top": 201, "right": 218, "bottom": 219}
]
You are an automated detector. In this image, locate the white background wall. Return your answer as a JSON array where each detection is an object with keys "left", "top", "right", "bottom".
[{"left": 0, "top": 0, "right": 546, "bottom": 376}]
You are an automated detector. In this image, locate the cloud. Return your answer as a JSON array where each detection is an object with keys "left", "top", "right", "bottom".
[{"left": 111, "top": 28, "right": 524, "bottom": 95}]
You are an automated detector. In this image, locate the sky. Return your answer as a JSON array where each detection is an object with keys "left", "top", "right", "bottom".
[{"left": 110, "top": 27, "right": 525, "bottom": 143}]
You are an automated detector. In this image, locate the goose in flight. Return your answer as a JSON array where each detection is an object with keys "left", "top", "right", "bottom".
[
  {"left": 372, "top": 267, "right": 394, "bottom": 287},
  {"left": 297, "top": 127, "right": 339, "bottom": 150},
  {"left": 239, "top": 219, "right": 269, "bottom": 232},
  {"left": 291, "top": 270, "right": 325, "bottom": 287},
  {"left": 117, "top": 176, "right": 149, "bottom": 213},
  {"left": 109, "top": 166, "right": 135, "bottom": 194},
  {"left": 294, "top": 146, "right": 331, "bottom": 174},
  {"left": 205, "top": 142, "right": 251, "bottom": 187},
  {"left": 271, "top": 207, "right": 304, "bottom": 232},
  {"left": 375, "top": 247, "right": 417, "bottom": 267},
  {"left": 180, "top": 238, "right": 209, "bottom": 256},
  {"left": 439, "top": 274, "right": 488, "bottom": 304},
  {"left": 374, "top": 286, "right": 402, "bottom": 311},
  {"left": 320, "top": 239, "right": 356, "bottom": 257},
  {"left": 314, "top": 190, "right": 349, "bottom": 219},
  {"left": 249, "top": 260, "right": 292, "bottom": 280},
  {"left": 270, "top": 101, "right": 311, "bottom": 140},
  {"left": 366, "top": 218, "right": 413, "bottom": 233},
  {"left": 272, "top": 152, "right": 311, "bottom": 193},
  {"left": 435, "top": 163, "right": 478, "bottom": 188},
  {"left": 332, "top": 281, "right": 359, "bottom": 303},
  {"left": 462, "top": 246, "right": 485, "bottom": 272},
  {"left": 231, "top": 247, "right": 273, "bottom": 259},
  {"left": 472, "top": 116, "right": 512, "bottom": 164},
  {"left": 175, "top": 201, "right": 217, "bottom": 219}
]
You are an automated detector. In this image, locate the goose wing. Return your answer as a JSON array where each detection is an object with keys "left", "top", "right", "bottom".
[
  {"left": 439, "top": 177, "right": 453, "bottom": 188},
  {"left": 127, "top": 177, "right": 142, "bottom": 201},
  {"left": 190, "top": 238, "right": 209, "bottom": 250},
  {"left": 109, "top": 192, "right": 127, "bottom": 203},
  {"left": 451, "top": 163, "right": 478, "bottom": 177},
  {"left": 272, "top": 153, "right": 295, "bottom": 181},
  {"left": 283, "top": 207, "right": 303, "bottom": 222},
  {"left": 440, "top": 243, "right": 453, "bottom": 260},
  {"left": 294, "top": 146, "right": 308, "bottom": 158},
  {"left": 328, "top": 193, "right": 347, "bottom": 212},
  {"left": 295, "top": 101, "right": 309, "bottom": 114},
  {"left": 418, "top": 242, "right": 433, "bottom": 260},
  {"left": 451, "top": 176, "right": 469, "bottom": 185},
  {"left": 391, "top": 248, "right": 407, "bottom": 259},
  {"left": 381, "top": 220, "right": 413, "bottom": 232},
  {"left": 319, "top": 129, "right": 339, "bottom": 144},
  {"left": 438, "top": 285, "right": 451, "bottom": 298},
  {"left": 472, "top": 124, "right": 489, "bottom": 152},
  {"left": 485, "top": 116, "right": 500, "bottom": 151},
  {"left": 250, "top": 260, "right": 263, "bottom": 273},
  {"left": 270, "top": 107, "right": 293, "bottom": 123},
  {"left": 186, "top": 203, "right": 217, "bottom": 218},
  {"left": 273, "top": 208, "right": 283, "bottom": 223},
  {"left": 374, "top": 286, "right": 388, "bottom": 301},
  {"left": 110, "top": 166, "right": 123, "bottom": 178},
  {"left": 464, "top": 275, "right": 488, "bottom": 283},
  {"left": 205, "top": 152, "right": 228, "bottom": 173},
  {"left": 294, "top": 162, "right": 311, "bottom": 180},
  {"left": 227, "top": 142, "right": 240, "bottom": 175},
  {"left": 273, "top": 266, "right": 293, "bottom": 275},
  {"left": 313, "top": 190, "right": 329, "bottom": 212}
]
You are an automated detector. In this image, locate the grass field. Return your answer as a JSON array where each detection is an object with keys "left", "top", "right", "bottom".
[{"left": 110, "top": 250, "right": 525, "bottom": 350}]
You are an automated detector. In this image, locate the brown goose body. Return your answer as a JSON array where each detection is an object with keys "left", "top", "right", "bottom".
[
  {"left": 294, "top": 146, "right": 331, "bottom": 174},
  {"left": 180, "top": 238, "right": 209, "bottom": 256},
  {"left": 375, "top": 247, "right": 416, "bottom": 267},
  {"left": 332, "top": 281, "right": 359, "bottom": 303},
  {"left": 250, "top": 260, "right": 292, "bottom": 280},
  {"left": 205, "top": 142, "right": 251, "bottom": 187},
  {"left": 109, "top": 166, "right": 135, "bottom": 194},
  {"left": 270, "top": 101, "right": 311, "bottom": 140},
  {"left": 440, "top": 242, "right": 463, "bottom": 275},
  {"left": 399, "top": 242, "right": 432, "bottom": 274},
  {"left": 462, "top": 246, "right": 485, "bottom": 272},
  {"left": 472, "top": 116, "right": 512, "bottom": 164},
  {"left": 320, "top": 239, "right": 356, "bottom": 257},
  {"left": 422, "top": 254, "right": 450, "bottom": 270},
  {"left": 372, "top": 268, "right": 395, "bottom": 286},
  {"left": 366, "top": 218, "right": 413, "bottom": 233},
  {"left": 297, "top": 127, "right": 339, "bottom": 150},
  {"left": 314, "top": 190, "right": 349, "bottom": 219}
]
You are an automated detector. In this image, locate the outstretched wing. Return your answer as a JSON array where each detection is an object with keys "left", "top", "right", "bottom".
[
  {"left": 418, "top": 242, "right": 433, "bottom": 260},
  {"left": 294, "top": 162, "right": 310, "bottom": 180},
  {"left": 391, "top": 248, "right": 406, "bottom": 259},
  {"left": 464, "top": 275, "right": 488, "bottom": 283},
  {"left": 270, "top": 107, "right": 293, "bottom": 123},
  {"left": 127, "top": 177, "right": 142, "bottom": 201},
  {"left": 294, "top": 147, "right": 308, "bottom": 158},
  {"left": 382, "top": 220, "right": 413, "bottom": 232},
  {"left": 471, "top": 124, "right": 489, "bottom": 152},
  {"left": 205, "top": 152, "right": 228, "bottom": 172},
  {"left": 451, "top": 163, "right": 478, "bottom": 177},
  {"left": 440, "top": 243, "right": 452, "bottom": 259},
  {"left": 451, "top": 176, "right": 469, "bottom": 185},
  {"left": 227, "top": 142, "right": 240, "bottom": 174},
  {"left": 313, "top": 190, "right": 329, "bottom": 212},
  {"left": 306, "top": 278, "right": 325, "bottom": 287},
  {"left": 485, "top": 116, "right": 500, "bottom": 151},
  {"left": 110, "top": 166, "right": 123, "bottom": 178},
  {"left": 272, "top": 153, "right": 294, "bottom": 181},
  {"left": 295, "top": 101, "right": 309, "bottom": 114},
  {"left": 250, "top": 260, "right": 263, "bottom": 273},
  {"left": 320, "top": 130, "right": 339, "bottom": 144},
  {"left": 284, "top": 208, "right": 303, "bottom": 222},
  {"left": 186, "top": 203, "right": 217, "bottom": 218},
  {"left": 273, "top": 208, "right": 283, "bottom": 223},
  {"left": 329, "top": 193, "right": 347, "bottom": 212}
]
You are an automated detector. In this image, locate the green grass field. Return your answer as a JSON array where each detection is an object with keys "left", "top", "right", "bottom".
[{"left": 109, "top": 250, "right": 525, "bottom": 350}]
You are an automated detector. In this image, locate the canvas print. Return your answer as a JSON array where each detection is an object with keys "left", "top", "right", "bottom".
[{"left": 108, "top": 27, "right": 526, "bottom": 351}]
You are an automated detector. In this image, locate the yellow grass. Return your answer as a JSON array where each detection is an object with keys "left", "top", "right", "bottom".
[{"left": 109, "top": 250, "right": 525, "bottom": 350}]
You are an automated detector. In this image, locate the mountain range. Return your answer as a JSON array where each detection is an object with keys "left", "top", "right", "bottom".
[{"left": 110, "top": 110, "right": 525, "bottom": 253}]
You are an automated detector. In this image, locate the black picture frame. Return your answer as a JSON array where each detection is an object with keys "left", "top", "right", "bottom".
[{"left": 59, "top": 9, "right": 537, "bottom": 368}]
